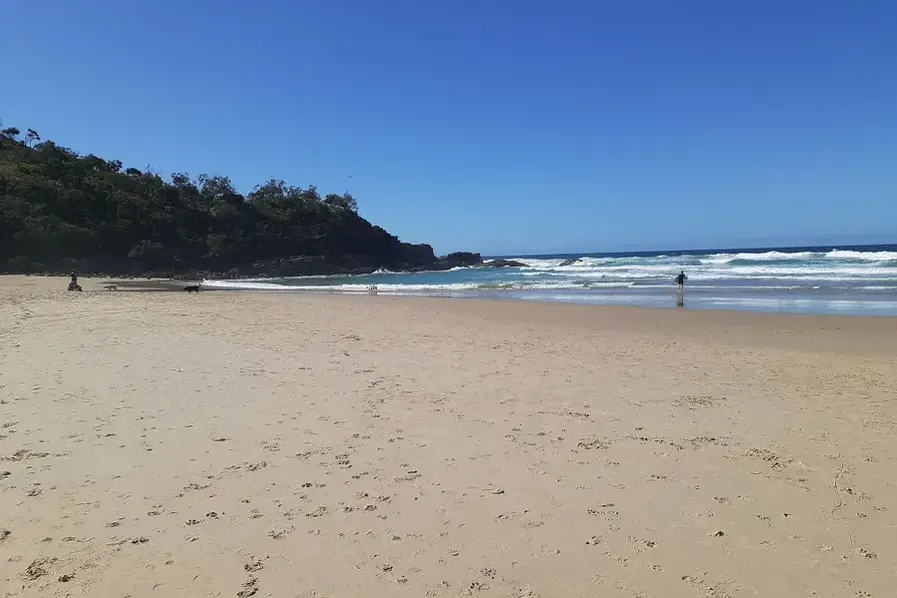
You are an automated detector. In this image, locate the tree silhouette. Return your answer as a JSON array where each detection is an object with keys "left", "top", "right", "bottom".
[
  {"left": 1, "top": 127, "right": 20, "bottom": 140},
  {"left": 24, "top": 128, "right": 40, "bottom": 147},
  {"left": 0, "top": 119, "right": 458, "bottom": 276}
]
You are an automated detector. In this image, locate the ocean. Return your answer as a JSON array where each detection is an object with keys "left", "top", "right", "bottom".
[{"left": 204, "top": 244, "right": 897, "bottom": 316}]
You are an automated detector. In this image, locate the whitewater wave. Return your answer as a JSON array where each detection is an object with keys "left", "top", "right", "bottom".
[
  {"left": 826, "top": 249, "right": 897, "bottom": 261},
  {"left": 699, "top": 251, "right": 817, "bottom": 265},
  {"left": 511, "top": 249, "right": 897, "bottom": 270},
  {"left": 517, "top": 265, "right": 896, "bottom": 281},
  {"left": 201, "top": 246, "right": 897, "bottom": 311},
  {"left": 488, "top": 249, "right": 897, "bottom": 287},
  {"left": 202, "top": 279, "right": 638, "bottom": 293}
]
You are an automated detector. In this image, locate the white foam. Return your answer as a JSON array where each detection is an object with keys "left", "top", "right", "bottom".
[
  {"left": 201, "top": 280, "right": 297, "bottom": 291},
  {"left": 826, "top": 249, "right": 897, "bottom": 261},
  {"left": 203, "top": 248, "right": 897, "bottom": 300},
  {"left": 202, "top": 278, "right": 638, "bottom": 294},
  {"left": 700, "top": 251, "right": 819, "bottom": 264},
  {"left": 203, "top": 280, "right": 479, "bottom": 293}
]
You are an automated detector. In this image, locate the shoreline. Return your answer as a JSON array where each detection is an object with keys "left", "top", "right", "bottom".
[
  {"left": 4, "top": 273, "right": 897, "bottom": 320},
  {"left": 2, "top": 275, "right": 896, "bottom": 356}
]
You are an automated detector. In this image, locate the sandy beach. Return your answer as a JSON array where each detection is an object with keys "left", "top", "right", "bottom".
[{"left": 1, "top": 276, "right": 895, "bottom": 597}]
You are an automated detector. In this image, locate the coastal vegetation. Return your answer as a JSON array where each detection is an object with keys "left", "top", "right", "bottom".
[{"left": 0, "top": 121, "right": 479, "bottom": 277}]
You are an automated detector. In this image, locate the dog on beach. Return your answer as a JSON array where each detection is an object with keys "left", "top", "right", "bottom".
[{"left": 183, "top": 284, "right": 201, "bottom": 293}]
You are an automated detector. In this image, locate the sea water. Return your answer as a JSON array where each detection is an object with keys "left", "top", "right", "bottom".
[{"left": 203, "top": 244, "right": 897, "bottom": 316}]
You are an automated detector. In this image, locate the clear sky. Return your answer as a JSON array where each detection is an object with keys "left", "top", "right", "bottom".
[{"left": 2, "top": 1, "right": 895, "bottom": 255}]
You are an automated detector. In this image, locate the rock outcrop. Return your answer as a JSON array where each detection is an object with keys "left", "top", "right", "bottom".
[{"left": 483, "top": 259, "right": 528, "bottom": 268}]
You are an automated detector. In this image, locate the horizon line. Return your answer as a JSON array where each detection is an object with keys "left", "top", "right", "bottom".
[{"left": 487, "top": 240, "right": 897, "bottom": 259}]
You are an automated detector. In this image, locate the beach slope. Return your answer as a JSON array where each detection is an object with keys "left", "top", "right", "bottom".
[{"left": 1, "top": 281, "right": 895, "bottom": 597}]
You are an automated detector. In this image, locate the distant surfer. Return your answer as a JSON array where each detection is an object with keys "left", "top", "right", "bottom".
[{"left": 675, "top": 270, "right": 687, "bottom": 291}]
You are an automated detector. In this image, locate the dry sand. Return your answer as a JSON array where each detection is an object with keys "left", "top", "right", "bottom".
[{"left": 1, "top": 276, "right": 896, "bottom": 597}]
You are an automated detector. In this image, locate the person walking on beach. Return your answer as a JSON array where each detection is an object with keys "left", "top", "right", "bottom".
[{"left": 675, "top": 270, "right": 687, "bottom": 291}]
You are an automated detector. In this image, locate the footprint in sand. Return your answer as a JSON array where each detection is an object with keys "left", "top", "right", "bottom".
[
  {"left": 244, "top": 558, "right": 265, "bottom": 572},
  {"left": 576, "top": 438, "right": 611, "bottom": 450},
  {"left": 305, "top": 506, "right": 327, "bottom": 518},
  {"left": 464, "top": 580, "right": 489, "bottom": 594},
  {"left": 23, "top": 557, "right": 55, "bottom": 581},
  {"left": 395, "top": 470, "right": 421, "bottom": 482},
  {"left": 237, "top": 575, "right": 259, "bottom": 597}
]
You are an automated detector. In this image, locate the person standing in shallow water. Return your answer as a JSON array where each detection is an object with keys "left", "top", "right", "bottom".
[{"left": 676, "top": 270, "right": 687, "bottom": 291}]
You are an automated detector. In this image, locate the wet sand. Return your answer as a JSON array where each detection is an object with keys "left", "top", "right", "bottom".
[{"left": 1, "top": 276, "right": 895, "bottom": 597}]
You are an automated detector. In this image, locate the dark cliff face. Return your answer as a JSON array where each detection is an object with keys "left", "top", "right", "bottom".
[{"left": 0, "top": 131, "right": 478, "bottom": 278}]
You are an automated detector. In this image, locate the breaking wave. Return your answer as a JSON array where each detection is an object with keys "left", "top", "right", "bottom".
[{"left": 203, "top": 245, "right": 897, "bottom": 313}]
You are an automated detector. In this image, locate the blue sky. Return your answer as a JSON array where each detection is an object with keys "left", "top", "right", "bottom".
[{"left": 2, "top": 1, "right": 895, "bottom": 255}]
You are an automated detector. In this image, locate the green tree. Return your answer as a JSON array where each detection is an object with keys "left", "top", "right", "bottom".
[
  {"left": 1, "top": 127, "right": 20, "bottom": 141},
  {"left": 324, "top": 192, "right": 358, "bottom": 212},
  {"left": 24, "top": 128, "right": 40, "bottom": 147},
  {"left": 0, "top": 119, "right": 445, "bottom": 275}
]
